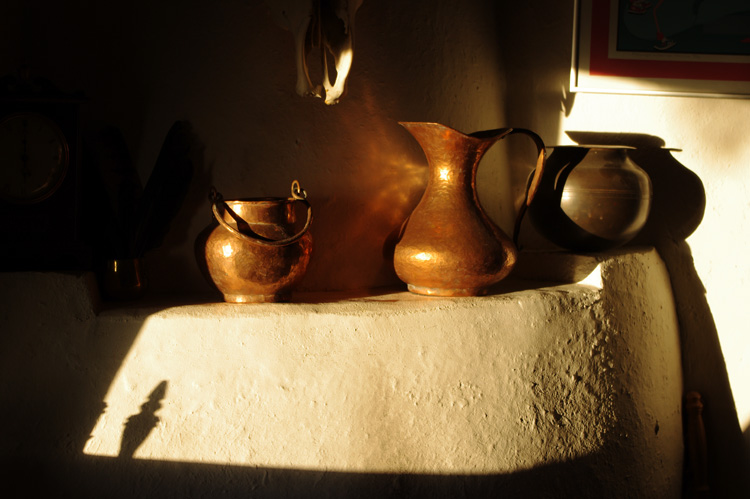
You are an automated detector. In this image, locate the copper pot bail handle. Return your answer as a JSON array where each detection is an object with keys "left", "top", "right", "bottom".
[
  {"left": 507, "top": 128, "right": 546, "bottom": 248},
  {"left": 209, "top": 181, "right": 313, "bottom": 247}
]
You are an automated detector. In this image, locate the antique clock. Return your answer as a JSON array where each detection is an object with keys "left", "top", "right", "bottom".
[
  {"left": 0, "top": 111, "right": 69, "bottom": 203},
  {"left": 0, "top": 70, "right": 88, "bottom": 271}
]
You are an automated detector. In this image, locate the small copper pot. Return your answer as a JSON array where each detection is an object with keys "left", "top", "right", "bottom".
[{"left": 204, "top": 181, "right": 313, "bottom": 303}]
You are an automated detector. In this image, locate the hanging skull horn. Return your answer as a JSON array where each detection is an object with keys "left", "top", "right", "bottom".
[{"left": 265, "top": 0, "right": 364, "bottom": 105}]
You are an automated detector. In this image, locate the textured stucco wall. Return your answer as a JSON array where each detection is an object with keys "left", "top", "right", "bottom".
[{"left": 1, "top": 248, "right": 683, "bottom": 497}]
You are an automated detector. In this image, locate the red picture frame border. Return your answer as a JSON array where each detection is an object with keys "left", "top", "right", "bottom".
[{"left": 572, "top": 0, "right": 750, "bottom": 97}]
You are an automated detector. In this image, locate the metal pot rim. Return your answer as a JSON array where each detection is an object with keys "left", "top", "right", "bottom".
[
  {"left": 548, "top": 144, "right": 636, "bottom": 150},
  {"left": 224, "top": 197, "right": 291, "bottom": 204}
]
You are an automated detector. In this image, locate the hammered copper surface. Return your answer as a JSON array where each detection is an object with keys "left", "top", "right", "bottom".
[
  {"left": 204, "top": 185, "right": 312, "bottom": 303},
  {"left": 394, "top": 122, "right": 541, "bottom": 296}
]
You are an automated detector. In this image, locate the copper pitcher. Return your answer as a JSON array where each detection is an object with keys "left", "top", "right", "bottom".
[
  {"left": 204, "top": 180, "right": 313, "bottom": 303},
  {"left": 394, "top": 122, "right": 545, "bottom": 296}
]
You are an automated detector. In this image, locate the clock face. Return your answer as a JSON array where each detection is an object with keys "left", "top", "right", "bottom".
[{"left": 0, "top": 112, "right": 70, "bottom": 204}]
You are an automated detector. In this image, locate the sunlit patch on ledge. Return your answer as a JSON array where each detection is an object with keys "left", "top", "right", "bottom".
[{"left": 579, "top": 262, "right": 603, "bottom": 289}]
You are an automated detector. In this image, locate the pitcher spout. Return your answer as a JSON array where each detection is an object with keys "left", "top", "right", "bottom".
[{"left": 399, "top": 122, "right": 514, "bottom": 152}]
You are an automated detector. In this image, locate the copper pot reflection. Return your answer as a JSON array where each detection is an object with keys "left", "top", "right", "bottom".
[
  {"left": 394, "top": 122, "right": 545, "bottom": 296},
  {"left": 525, "top": 145, "right": 652, "bottom": 251},
  {"left": 204, "top": 181, "right": 313, "bottom": 303},
  {"left": 101, "top": 258, "right": 148, "bottom": 301}
]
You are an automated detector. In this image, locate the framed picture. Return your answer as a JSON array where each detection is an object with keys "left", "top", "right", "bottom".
[{"left": 571, "top": 0, "right": 750, "bottom": 98}]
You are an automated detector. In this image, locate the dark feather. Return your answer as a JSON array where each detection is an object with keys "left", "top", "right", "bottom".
[
  {"left": 85, "top": 125, "right": 142, "bottom": 258},
  {"left": 131, "top": 120, "right": 195, "bottom": 257}
]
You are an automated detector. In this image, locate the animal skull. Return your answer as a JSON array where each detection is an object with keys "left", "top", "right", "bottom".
[{"left": 265, "top": 0, "right": 363, "bottom": 105}]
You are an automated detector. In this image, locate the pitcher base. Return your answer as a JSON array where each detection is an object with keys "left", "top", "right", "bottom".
[
  {"left": 407, "top": 284, "right": 488, "bottom": 297},
  {"left": 223, "top": 292, "right": 290, "bottom": 303}
]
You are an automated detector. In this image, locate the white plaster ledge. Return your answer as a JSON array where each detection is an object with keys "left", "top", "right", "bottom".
[{"left": 1, "top": 247, "right": 684, "bottom": 498}]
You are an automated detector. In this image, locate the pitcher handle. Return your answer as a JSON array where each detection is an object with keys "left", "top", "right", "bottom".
[
  {"left": 210, "top": 180, "right": 313, "bottom": 247},
  {"left": 505, "top": 128, "right": 546, "bottom": 248}
]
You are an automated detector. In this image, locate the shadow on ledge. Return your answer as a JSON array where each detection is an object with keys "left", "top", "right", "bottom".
[{"left": 4, "top": 451, "right": 656, "bottom": 499}]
